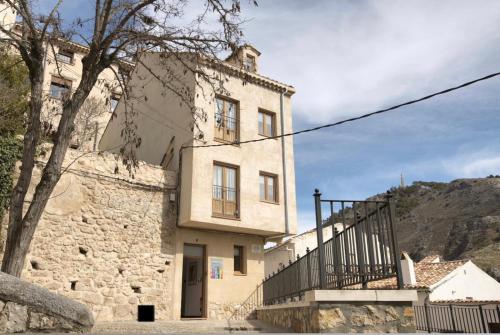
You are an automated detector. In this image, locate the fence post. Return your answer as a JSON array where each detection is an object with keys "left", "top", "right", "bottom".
[
  {"left": 449, "top": 304, "right": 456, "bottom": 332},
  {"left": 314, "top": 189, "right": 327, "bottom": 289},
  {"left": 479, "top": 305, "right": 488, "bottom": 333},
  {"left": 424, "top": 304, "right": 431, "bottom": 333},
  {"left": 386, "top": 193, "right": 403, "bottom": 289},
  {"left": 306, "top": 247, "right": 312, "bottom": 290},
  {"left": 296, "top": 254, "right": 301, "bottom": 300}
]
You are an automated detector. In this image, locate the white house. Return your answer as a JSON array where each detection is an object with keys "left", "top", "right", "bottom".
[
  {"left": 371, "top": 254, "right": 500, "bottom": 305},
  {"left": 264, "top": 225, "right": 336, "bottom": 276}
]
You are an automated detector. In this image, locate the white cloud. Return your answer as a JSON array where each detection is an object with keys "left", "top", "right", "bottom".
[
  {"left": 444, "top": 154, "right": 500, "bottom": 177},
  {"left": 242, "top": 0, "right": 500, "bottom": 123}
]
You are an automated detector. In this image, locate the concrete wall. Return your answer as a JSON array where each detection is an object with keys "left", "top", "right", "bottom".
[{"left": 429, "top": 261, "right": 500, "bottom": 301}]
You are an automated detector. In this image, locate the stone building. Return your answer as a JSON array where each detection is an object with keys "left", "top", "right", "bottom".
[
  {"left": 99, "top": 46, "right": 298, "bottom": 320},
  {"left": 1, "top": 4, "right": 298, "bottom": 321},
  {"left": 0, "top": 2, "right": 131, "bottom": 150}
]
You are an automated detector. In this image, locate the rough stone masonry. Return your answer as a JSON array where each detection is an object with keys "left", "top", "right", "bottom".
[
  {"left": 0, "top": 271, "right": 94, "bottom": 333},
  {"left": 256, "top": 301, "right": 416, "bottom": 333},
  {"left": 0, "top": 146, "right": 178, "bottom": 322}
]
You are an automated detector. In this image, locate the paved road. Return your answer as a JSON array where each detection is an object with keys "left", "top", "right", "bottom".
[{"left": 90, "top": 320, "right": 286, "bottom": 334}]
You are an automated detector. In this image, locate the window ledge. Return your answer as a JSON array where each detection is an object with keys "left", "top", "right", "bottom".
[
  {"left": 258, "top": 133, "right": 278, "bottom": 140},
  {"left": 213, "top": 138, "right": 240, "bottom": 147},
  {"left": 211, "top": 214, "right": 241, "bottom": 221},
  {"left": 233, "top": 272, "right": 247, "bottom": 276},
  {"left": 260, "top": 200, "right": 280, "bottom": 205}
]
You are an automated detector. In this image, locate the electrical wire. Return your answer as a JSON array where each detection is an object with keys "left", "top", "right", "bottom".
[{"left": 183, "top": 71, "right": 500, "bottom": 149}]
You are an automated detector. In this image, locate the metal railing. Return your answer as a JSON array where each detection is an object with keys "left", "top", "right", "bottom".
[
  {"left": 212, "top": 185, "right": 238, "bottom": 218},
  {"left": 214, "top": 113, "right": 238, "bottom": 142},
  {"left": 415, "top": 304, "right": 500, "bottom": 333},
  {"left": 263, "top": 189, "right": 403, "bottom": 305},
  {"left": 227, "top": 283, "right": 263, "bottom": 321}
]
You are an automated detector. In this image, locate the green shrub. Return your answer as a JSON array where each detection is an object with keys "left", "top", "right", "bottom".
[{"left": 0, "top": 136, "right": 22, "bottom": 222}]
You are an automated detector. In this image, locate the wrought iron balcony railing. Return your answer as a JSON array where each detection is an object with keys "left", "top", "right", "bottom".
[
  {"left": 212, "top": 185, "right": 238, "bottom": 218},
  {"left": 214, "top": 113, "right": 238, "bottom": 143}
]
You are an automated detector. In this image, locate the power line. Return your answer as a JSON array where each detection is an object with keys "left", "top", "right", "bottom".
[{"left": 183, "top": 71, "right": 500, "bottom": 149}]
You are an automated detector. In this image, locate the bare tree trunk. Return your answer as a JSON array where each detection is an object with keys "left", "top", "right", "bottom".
[
  {"left": 1, "top": 60, "right": 100, "bottom": 277},
  {"left": 2, "top": 59, "right": 44, "bottom": 276}
]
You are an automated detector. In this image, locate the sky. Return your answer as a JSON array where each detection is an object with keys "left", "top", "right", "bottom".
[
  {"left": 236, "top": 0, "right": 500, "bottom": 231},
  {"left": 38, "top": 0, "right": 500, "bottom": 233}
]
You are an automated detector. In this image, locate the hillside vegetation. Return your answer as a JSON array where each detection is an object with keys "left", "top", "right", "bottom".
[{"left": 388, "top": 178, "right": 500, "bottom": 280}]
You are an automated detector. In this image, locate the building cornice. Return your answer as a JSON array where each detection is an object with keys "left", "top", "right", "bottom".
[{"left": 205, "top": 58, "right": 295, "bottom": 96}]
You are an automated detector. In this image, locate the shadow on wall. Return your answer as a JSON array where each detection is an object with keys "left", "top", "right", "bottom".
[{"left": 160, "top": 168, "right": 177, "bottom": 258}]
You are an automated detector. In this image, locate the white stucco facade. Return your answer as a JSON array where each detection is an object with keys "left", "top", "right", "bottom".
[
  {"left": 428, "top": 261, "right": 500, "bottom": 302},
  {"left": 265, "top": 226, "right": 334, "bottom": 276}
]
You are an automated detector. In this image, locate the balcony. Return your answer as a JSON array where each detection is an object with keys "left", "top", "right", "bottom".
[
  {"left": 214, "top": 113, "right": 238, "bottom": 143},
  {"left": 212, "top": 185, "right": 238, "bottom": 218}
]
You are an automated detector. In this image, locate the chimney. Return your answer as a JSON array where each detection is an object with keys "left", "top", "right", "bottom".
[{"left": 400, "top": 252, "right": 417, "bottom": 286}]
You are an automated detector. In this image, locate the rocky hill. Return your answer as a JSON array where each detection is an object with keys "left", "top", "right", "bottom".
[{"left": 388, "top": 177, "right": 500, "bottom": 281}]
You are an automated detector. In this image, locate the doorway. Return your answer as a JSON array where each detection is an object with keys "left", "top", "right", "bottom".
[{"left": 181, "top": 244, "right": 206, "bottom": 318}]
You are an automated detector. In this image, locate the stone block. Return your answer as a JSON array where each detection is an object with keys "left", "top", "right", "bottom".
[
  {"left": 0, "top": 302, "right": 28, "bottom": 333},
  {"left": 386, "top": 306, "right": 400, "bottom": 322},
  {"left": 113, "top": 305, "right": 131, "bottom": 318},
  {"left": 82, "top": 292, "right": 104, "bottom": 305},
  {"left": 114, "top": 295, "right": 128, "bottom": 305},
  {"left": 318, "top": 307, "right": 345, "bottom": 329}
]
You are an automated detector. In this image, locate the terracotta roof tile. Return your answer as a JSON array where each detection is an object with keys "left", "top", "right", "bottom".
[
  {"left": 419, "top": 255, "right": 442, "bottom": 263},
  {"left": 414, "top": 260, "right": 466, "bottom": 287},
  {"left": 354, "top": 260, "right": 467, "bottom": 289}
]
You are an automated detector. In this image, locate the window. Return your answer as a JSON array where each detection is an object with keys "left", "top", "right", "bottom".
[
  {"left": 214, "top": 97, "right": 238, "bottom": 143},
  {"left": 213, "top": 163, "right": 239, "bottom": 218},
  {"left": 258, "top": 110, "right": 275, "bottom": 137},
  {"left": 234, "top": 245, "right": 246, "bottom": 274},
  {"left": 110, "top": 94, "right": 120, "bottom": 112},
  {"left": 260, "top": 172, "right": 278, "bottom": 203},
  {"left": 56, "top": 49, "right": 74, "bottom": 64},
  {"left": 50, "top": 76, "right": 71, "bottom": 100},
  {"left": 243, "top": 54, "right": 255, "bottom": 72}
]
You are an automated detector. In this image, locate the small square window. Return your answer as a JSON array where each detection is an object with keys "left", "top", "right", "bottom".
[
  {"left": 243, "top": 54, "right": 255, "bottom": 72},
  {"left": 259, "top": 172, "right": 278, "bottom": 203},
  {"left": 50, "top": 76, "right": 71, "bottom": 100},
  {"left": 56, "top": 49, "right": 74, "bottom": 64},
  {"left": 234, "top": 245, "right": 246, "bottom": 274},
  {"left": 258, "top": 110, "right": 275, "bottom": 137}
]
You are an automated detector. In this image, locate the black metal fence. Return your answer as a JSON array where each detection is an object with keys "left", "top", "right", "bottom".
[
  {"left": 263, "top": 189, "right": 403, "bottom": 305},
  {"left": 415, "top": 304, "right": 500, "bottom": 333},
  {"left": 227, "top": 283, "right": 263, "bottom": 320}
]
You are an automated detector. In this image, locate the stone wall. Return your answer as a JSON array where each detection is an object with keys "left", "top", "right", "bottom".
[
  {"left": 257, "top": 301, "right": 416, "bottom": 333},
  {"left": 0, "top": 147, "right": 178, "bottom": 322},
  {"left": 0, "top": 271, "right": 94, "bottom": 333}
]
